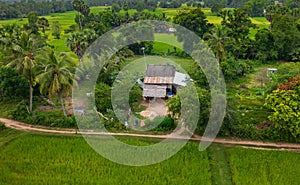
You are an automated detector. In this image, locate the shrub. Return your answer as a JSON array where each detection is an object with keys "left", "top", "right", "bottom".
[
  {"left": 0, "top": 67, "right": 29, "bottom": 100},
  {"left": 9, "top": 102, "right": 77, "bottom": 128},
  {"left": 221, "top": 58, "right": 254, "bottom": 81},
  {"left": 145, "top": 116, "right": 176, "bottom": 132},
  {"left": 0, "top": 121, "right": 6, "bottom": 131}
]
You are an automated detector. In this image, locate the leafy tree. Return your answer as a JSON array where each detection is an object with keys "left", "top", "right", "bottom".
[
  {"left": 37, "top": 49, "right": 76, "bottom": 117},
  {"left": 219, "top": 8, "right": 256, "bottom": 58},
  {"left": 51, "top": 21, "right": 61, "bottom": 39},
  {"left": 272, "top": 13, "right": 300, "bottom": 61},
  {"left": 166, "top": 85, "right": 210, "bottom": 131},
  {"left": 204, "top": 25, "right": 230, "bottom": 62},
  {"left": 66, "top": 29, "right": 97, "bottom": 64},
  {"left": 265, "top": 5, "right": 290, "bottom": 31},
  {"left": 254, "top": 28, "right": 278, "bottom": 61},
  {"left": 111, "top": 3, "right": 121, "bottom": 13},
  {"left": 211, "top": 1, "right": 225, "bottom": 14},
  {"left": 7, "top": 32, "right": 44, "bottom": 112},
  {"left": 173, "top": 8, "right": 212, "bottom": 52},
  {"left": 95, "top": 82, "right": 112, "bottom": 113},
  {"left": 0, "top": 66, "right": 29, "bottom": 100},
  {"left": 244, "top": 0, "right": 265, "bottom": 17},
  {"left": 24, "top": 11, "right": 39, "bottom": 34},
  {"left": 265, "top": 78, "right": 300, "bottom": 141},
  {"left": 220, "top": 8, "right": 255, "bottom": 40},
  {"left": 72, "top": 0, "right": 90, "bottom": 30}
]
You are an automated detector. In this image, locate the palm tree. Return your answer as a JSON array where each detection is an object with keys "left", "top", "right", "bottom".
[
  {"left": 7, "top": 31, "right": 42, "bottom": 112},
  {"left": 204, "top": 25, "right": 230, "bottom": 62},
  {"left": 37, "top": 49, "right": 76, "bottom": 117},
  {"left": 72, "top": 0, "right": 90, "bottom": 30},
  {"left": 66, "top": 29, "right": 97, "bottom": 65}
]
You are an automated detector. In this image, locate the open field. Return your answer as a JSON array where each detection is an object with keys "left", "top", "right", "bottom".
[
  {"left": 0, "top": 7, "right": 269, "bottom": 52},
  {"left": 0, "top": 129, "right": 299, "bottom": 185}
]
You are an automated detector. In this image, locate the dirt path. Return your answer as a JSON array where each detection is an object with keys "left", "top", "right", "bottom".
[{"left": 1, "top": 117, "right": 300, "bottom": 150}]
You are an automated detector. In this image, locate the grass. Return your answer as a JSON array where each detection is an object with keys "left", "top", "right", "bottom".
[
  {"left": 0, "top": 130, "right": 299, "bottom": 184},
  {"left": 228, "top": 147, "right": 300, "bottom": 185},
  {"left": 208, "top": 144, "right": 233, "bottom": 185},
  {"left": 0, "top": 132, "right": 212, "bottom": 185}
]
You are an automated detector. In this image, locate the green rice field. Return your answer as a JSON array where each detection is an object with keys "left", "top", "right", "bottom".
[
  {"left": 0, "top": 7, "right": 269, "bottom": 53},
  {"left": 0, "top": 129, "right": 299, "bottom": 185}
]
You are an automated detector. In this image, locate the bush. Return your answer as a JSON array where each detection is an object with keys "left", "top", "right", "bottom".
[
  {"left": 9, "top": 102, "right": 77, "bottom": 128},
  {"left": 0, "top": 67, "right": 29, "bottom": 100},
  {"left": 144, "top": 116, "right": 176, "bottom": 132},
  {"left": 221, "top": 58, "right": 254, "bottom": 81},
  {"left": 0, "top": 121, "right": 6, "bottom": 131}
]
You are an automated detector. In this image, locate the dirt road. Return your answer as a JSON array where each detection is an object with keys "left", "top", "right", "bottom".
[{"left": 1, "top": 117, "right": 300, "bottom": 151}]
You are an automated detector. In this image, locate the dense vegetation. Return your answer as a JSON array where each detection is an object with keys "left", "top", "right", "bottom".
[{"left": 0, "top": 0, "right": 299, "bottom": 142}]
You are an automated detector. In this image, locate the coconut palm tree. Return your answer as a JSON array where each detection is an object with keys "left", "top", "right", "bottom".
[
  {"left": 37, "top": 49, "right": 76, "bottom": 117},
  {"left": 204, "top": 25, "right": 230, "bottom": 62},
  {"left": 7, "top": 31, "right": 43, "bottom": 112}
]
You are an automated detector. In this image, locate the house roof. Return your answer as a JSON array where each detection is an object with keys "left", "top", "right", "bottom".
[
  {"left": 143, "top": 85, "right": 167, "bottom": 97},
  {"left": 145, "top": 64, "right": 176, "bottom": 77},
  {"left": 173, "top": 72, "right": 188, "bottom": 86},
  {"left": 144, "top": 76, "right": 174, "bottom": 84}
]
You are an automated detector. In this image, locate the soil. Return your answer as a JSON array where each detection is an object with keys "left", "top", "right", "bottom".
[{"left": 140, "top": 99, "right": 168, "bottom": 120}]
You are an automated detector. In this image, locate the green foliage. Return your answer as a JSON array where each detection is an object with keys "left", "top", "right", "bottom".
[
  {"left": 0, "top": 66, "right": 29, "bottom": 100},
  {"left": 173, "top": 8, "right": 212, "bottom": 51},
  {"left": 95, "top": 82, "right": 112, "bottom": 113},
  {"left": 0, "top": 121, "right": 5, "bottom": 131},
  {"left": 129, "top": 84, "right": 143, "bottom": 111},
  {"left": 265, "top": 89, "right": 300, "bottom": 141},
  {"left": 254, "top": 28, "right": 278, "bottom": 62},
  {"left": 9, "top": 102, "right": 77, "bottom": 128},
  {"left": 167, "top": 86, "right": 210, "bottom": 132},
  {"left": 220, "top": 58, "right": 254, "bottom": 81},
  {"left": 267, "top": 62, "right": 300, "bottom": 92},
  {"left": 51, "top": 21, "right": 61, "bottom": 39},
  {"left": 145, "top": 116, "right": 176, "bottom": 132},
  {"left": 272, "top": 14, "right": 300, "bottom": 61}
]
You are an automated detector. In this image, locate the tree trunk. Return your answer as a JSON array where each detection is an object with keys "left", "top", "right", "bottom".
[
  {"left": 29, "top": 84, "right": 33, "bottom": 112},
  {"left": 78, "top": 12, "right": 82, "bottom": 30},
  {"left": 59, "top": 92, "right": 67, "bottom": 117}
]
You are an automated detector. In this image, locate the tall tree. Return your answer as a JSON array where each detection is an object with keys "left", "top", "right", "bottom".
[
  {"left": 204, "top": 25, "right": 230, "bottom": 62},
  {"left": 7, "top": 32, "right": 43, "bottom": 112},
  {"left": 37, "top": 49, "right": 76, "bottom": 117},
  {"left": 219, "top": 8, "right": 256, "bottom": 58},
  {"left": 37, "top": 17, "right": 49, "bottom": 34},
  {"left": 173, "top": 8, "right": 212, "bottom": 51},
  {"left": 66, "top": 29, "right": 97, "bottom": 65},
  {"left": 72, "top": 0, "right": 90, "bottom": 30}
]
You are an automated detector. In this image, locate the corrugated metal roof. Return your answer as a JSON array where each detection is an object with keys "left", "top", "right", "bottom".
[
  {"left": 143, "top": 85, "right": 167, "bottom": 97},
  {"left": 145, "top": 65, "right": 176, "bottom": 77},
  {"left": 144, "top": 77, "right": 174, "bottom": 84},
  {"left": 173, "top": 72, "right": 188, "bottom": 86}
]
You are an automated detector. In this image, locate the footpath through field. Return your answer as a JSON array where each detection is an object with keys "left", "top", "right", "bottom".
[{"left": 1, "top": 117, "right": 300, "bottom": 151}]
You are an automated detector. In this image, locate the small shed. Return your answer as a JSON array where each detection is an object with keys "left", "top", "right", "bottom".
[{"left": 143, "top": 65, "right": 175, "bottom": 98}]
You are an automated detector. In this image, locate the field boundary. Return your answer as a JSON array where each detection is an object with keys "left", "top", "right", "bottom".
[{"left": 1, "top": 117, "right": 300, "bottom": 151}]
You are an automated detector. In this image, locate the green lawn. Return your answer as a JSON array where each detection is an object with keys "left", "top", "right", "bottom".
[{"left": 0, "top": 129, "right": 298, "bottom": 184}]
